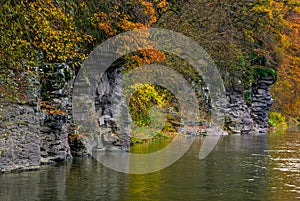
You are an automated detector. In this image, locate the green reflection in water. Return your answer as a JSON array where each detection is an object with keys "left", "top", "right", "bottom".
[
  {"left": 0, "top": 131, "right": 299, "bottom": 201},
  {"left": 130, "top": 138, "right": 174, "bottom": 154}
]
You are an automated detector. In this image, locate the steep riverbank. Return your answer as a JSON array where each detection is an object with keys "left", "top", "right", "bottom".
[{"left": 0, "top": 63, "right": 276, "bottom": 173}]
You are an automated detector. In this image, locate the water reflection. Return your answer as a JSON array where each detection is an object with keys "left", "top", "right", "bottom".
[
  {"left": 64, "top": 158, "right": 126, "bottom": 201},
  {"left": 0, "top": 131, "right": 299, "bottom": 201},
  {"left": 128, "top": 135, "right": 271, "bottom": 201},
  {"left": 268, "top": 130, "right": 300, "bottom": 200},
  {"left": 0, "top": 164, "right": 70, "bottom": 201}
]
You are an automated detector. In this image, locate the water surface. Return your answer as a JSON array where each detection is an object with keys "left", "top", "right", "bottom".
[{"left": 0, "top": 131, "right": 299, "bottom": 201}]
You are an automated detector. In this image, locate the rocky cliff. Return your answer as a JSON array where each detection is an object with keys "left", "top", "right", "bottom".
[
  {"left": 0, "top": 64, "right": 74, "bottom": 172},
  {"left": 0, "top": 63, "right": 275, "bottom": 172},
  {"left": 225, "top": 75, "right": 275, "bottom": 134},
  {"left": 0, "top": 71, "right": 41, "bottom": 172},
  {"left": 39, "top": 64, "right": 74, "bottom": 164}
]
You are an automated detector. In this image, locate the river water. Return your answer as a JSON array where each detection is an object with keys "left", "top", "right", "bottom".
[{"left": 0, "top": 130, "right": 299, "bottom": 201}]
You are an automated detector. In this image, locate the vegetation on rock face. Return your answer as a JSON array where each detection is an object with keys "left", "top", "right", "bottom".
[
  {"left": 0, "top": 0, "right": 168, "bottom": 97},
  {"left": 268, "top": 111, "right": 288, "bottom": 129},
  {"left": 255, "top": 67, "right": 277, "bottom": 80},
  {"left": 0, "top": 0, "right": 87, "bottom": 102},
  {"left": 0, "top": 0, "right": 299, "bottom": 126},
  {"left": 158, "top": 0, "right": 299, "bottom": 84},
  {"left": 270, "top": 4, "right": 300, "bottom": 119},
  {"left": 0, "top": 0, "right": 168, "bottom": 113},
  {"left": 157, "top": 0, "right": 299, "bottom": 122}
]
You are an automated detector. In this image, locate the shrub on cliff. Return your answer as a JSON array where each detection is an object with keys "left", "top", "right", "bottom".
[{"left": 268, "top": 112, "right": 288, "bottom": 130}]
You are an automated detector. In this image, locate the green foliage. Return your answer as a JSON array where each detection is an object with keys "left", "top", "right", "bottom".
[
  {"left": 128, "top": 84, "right": 173, "bottom": 127},
  {"left": 157, "top": 0, "right": 298, "bottom": 90},
  {"left": 255, "top": 67, "right": 277, "bottom": 80},
  {"left": 244, "top": 91, "right": 252, "bottom": 106},
  {"left": 0, "top": 0, "right": 167, "bottom": 102},
  {"left": 127, "top": 83, "right": 180, "bottom": 141},
  {"left": 268, "top": 112, "right": 288, "bottom": 129},
  {"left": 237, "top": 57, "right": 254, "bottom": 89},
  {"left": 1, "top": 0, "right": 299, "bottom": 123},
  {"left": 130, "top": 132, "right": 170, "bottom": 146},
  {"left": 0, "top": 0, "right": 88, "bottom": 102},
  {"left": 130, "top": 137, "right": 144, "bottom": 145}
]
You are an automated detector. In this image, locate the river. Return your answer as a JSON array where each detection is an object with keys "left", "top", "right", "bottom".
[{"left": 0, "top": 130, "right": 299, "bottom": 201}]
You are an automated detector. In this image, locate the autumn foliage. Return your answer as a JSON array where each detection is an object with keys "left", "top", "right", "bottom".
[
  {"left": 0, "top": 0, "right": 169, "bottom": 107},
  {"left": 0, "top": 0, "right": 299, "bottom": 120},
  {"left": 271, "top": 4, "right": 300, "bottom": 118},
  {"left": 158, "top": 0, "right": 300, "bottom": 119}
]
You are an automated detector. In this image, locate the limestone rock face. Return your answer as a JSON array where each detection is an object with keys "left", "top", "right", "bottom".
[
  {"left": 250, "top": 76, "right": 275, "bottom": 133},
  {"left": 0, "top": 70, "right": 41, "bottom": 172},
  {"left": 39, "top": 64, "right": 74, "bottom": 163},
  {"left": 226, "top": 91, "right": 254, "bottom": 135},
  {"left": 0, "top": 61, "right": 276, "bottom": 172},
  {"left": 225, "top": 76, "right": 275, "bottom": 134},
  {"left": 0, "top": 104, "right": 41, "bottom": 172},
  {"left": 71, "top": 65, "right": 131, "bottom": 154},
  {"left": 0, "top": 64, "right": 74, "bottom": 172},
  {"left": 95, "top": 66, "right": 131, "bottom": 151},
  {"left": 40, "top": 113, "right": 72, "bottom": 164}
]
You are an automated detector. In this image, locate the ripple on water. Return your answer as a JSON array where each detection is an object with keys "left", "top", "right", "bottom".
[{"left": 268, "top": 131, "right": 300, "bottom": 200}]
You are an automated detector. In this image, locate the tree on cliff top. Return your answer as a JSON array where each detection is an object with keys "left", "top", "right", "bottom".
[
  {"left": 271, "top": 4, "right": 300, "bottom": 118},
  {"left": 156, "top": 0, "right": 299, "bottom": 120},
  {"left": 0, "top": 0, "right": 168, "bottom": 102},
  {"left": 0, "top": 0, "right": 299, "bottom": 119}
]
